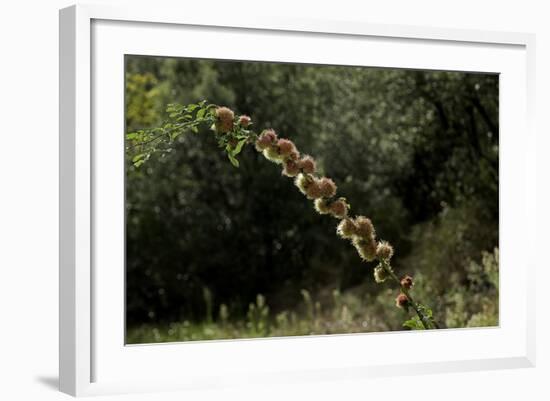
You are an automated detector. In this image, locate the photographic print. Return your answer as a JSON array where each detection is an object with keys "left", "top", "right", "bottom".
[{"left": 124, "top": 56, "right": 499, "bottom": 344}]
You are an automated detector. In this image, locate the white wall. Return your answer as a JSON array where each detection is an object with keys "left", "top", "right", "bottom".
[{"left": 0, "top": 0, "right": 547, "bottom": 399}]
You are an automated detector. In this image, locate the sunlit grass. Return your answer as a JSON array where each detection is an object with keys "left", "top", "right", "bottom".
[{"left": 127, "top": 290, "right": 378, "bottom": 344}]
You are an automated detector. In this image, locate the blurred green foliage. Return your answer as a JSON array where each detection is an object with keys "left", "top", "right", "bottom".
[
  {"left": 127, "top": 248, "right": 498, "bottom": 343},
  {"left": 124, "top": 56, "right": 499, "bottom": 340}
]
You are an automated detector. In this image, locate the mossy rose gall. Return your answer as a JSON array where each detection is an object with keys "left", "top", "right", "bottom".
[
  {"left": 314, "top": 198, "right": 331, "bottom": 215},
  {"left": 277, "top": 138, "right": 297, "bottom": 158},
  {"left": 352, "top": 237, "right": 377, "bottom": 262},
  {"left": 395, "top": 293, "right": 409, "bottom": 308},
  {"left": 329, "top": 198, "right": 349, "bottom": 219},
  {"left": 400, "top": 275, "right": 414, "bottom": 289},
  {"left": 376, "top": 241, "right": 394, "bottom": 260},
  {"left": 353, "top": 216, "right": 375, "bottom": 239},
  {"left": 298, "top": 155, "right": 316, "bottom": 174},
  {"left": 282, "top": 159, "right": 300, "bottom": 177},
  {"left": 214, "top": 106, "right": 234, "bottom": 133},
  {"left": 238, "top": 115, "right": 251, "bottom": 127},
  {"left": 255, "top": 129, "right": 277, "bottom": 151},
  {"left": 336, "top": 218, "right": 357, "bottom": 239}
]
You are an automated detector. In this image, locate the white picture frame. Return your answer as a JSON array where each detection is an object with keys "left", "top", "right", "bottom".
[{"left": 59, "top": 3, "right": 536, "bottom": 397}]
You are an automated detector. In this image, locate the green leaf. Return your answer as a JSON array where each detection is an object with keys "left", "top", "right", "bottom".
[
  {"left": 168, "top": 130, "right": 178, "bottom": 141},
  {"left": 231, "top": 138, "right": 247, "bottom": 156},
  {"left": 176, "top": 114, "right": 192, "bottom": 122},
  {"left": 132, "top": 153, "right": 145, "bottom": 163},
  {"left": 417, "top": 303, "right": 434, "bottom": 318},
  {"left": 227, "top": 152, "right": 239, "bottom": 167},
  {"left": 126, "top": 132, "right": 138, "bottom": 140},
  {"left": 197, "top": 108, "right": 206, "bottom": 119},
  {"left": 166, "top": 104, "right": 177, "bottom": 113},
  {"left": 403, "top": 316, "right": 424, "bottom": 330}
]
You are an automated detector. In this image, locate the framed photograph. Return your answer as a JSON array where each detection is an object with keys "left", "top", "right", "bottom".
[{"left": 59, "top": 4, "right": 536, "bottom": 396}]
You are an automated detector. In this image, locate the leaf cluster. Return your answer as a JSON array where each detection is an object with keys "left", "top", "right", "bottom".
[
  {"left": 403, "top": 304, "right": 436, "bottom": 330},
  {"left": 125, "top": 100, "right": 215, "bottom": 167}
]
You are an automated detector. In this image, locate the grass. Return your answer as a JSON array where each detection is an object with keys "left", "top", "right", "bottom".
[
  {"left": 126, "top": 249, "right": 499, "bottom": 344},
  {"left": 126, "top": 289, "right": 387, "bottom": 344}
]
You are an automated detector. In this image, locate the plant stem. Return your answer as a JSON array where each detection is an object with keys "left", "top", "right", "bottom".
[
  {"left": 379, "top": 259, "right": 437, "bottom": 330},
  {"left": 126, "top": 118, "right": 210, "bottom": 150}
]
